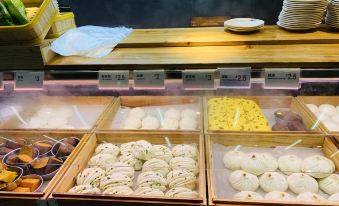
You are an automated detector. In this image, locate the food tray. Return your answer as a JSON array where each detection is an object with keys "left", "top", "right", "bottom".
[
  {"left": 204, "top": 96, "right": 322, "bottom": 134},
  {"left": 0, "top": 0, "right": 58, "bottom": 44},
  {"left": 46, "top": 12, "right": 76, "bottom": 39},
  {"left": 0, "top": 96, "right": 114, "bottom": 132},
  {"left": 50, "top": 132, "right": 206, "bottom": 206},
  {"left": 206, "top": 133, "right": 339, "bottom": 206},
  {"left": 0, "top": 130, "right": 88, "bottom": 205},
  {"left": 298, "top": 96, "right": 339, "bottom": 135},
  {"left": 96, "top": 96, "right": 203, "bottom": 133}
]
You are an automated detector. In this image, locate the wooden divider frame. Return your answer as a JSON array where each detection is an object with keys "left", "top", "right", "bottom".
[
  {"left": 204, "top": 96, "right": 322, "bottom": 134},
  {"left": 96, "top": 96, "right": 203, "bottom": 134},
  {"left": 0, "top": 96, "right": 115, "bottom": 132},
  {"left": 50, "top": 132, "right": 206, "bottom": 206},
  {"left": 297, "top": 96, "right": 339, "bottom": 135},
  {"left": 0, "top": 130, "right": 89, "bottom": 206},
  {"left": 206, "top": 133, "right": 339, "bottom": 206}
]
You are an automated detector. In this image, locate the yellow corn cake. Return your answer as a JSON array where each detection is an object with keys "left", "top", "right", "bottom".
[{"left": 208, "top": 97, "right": 271, "bottom": 131}]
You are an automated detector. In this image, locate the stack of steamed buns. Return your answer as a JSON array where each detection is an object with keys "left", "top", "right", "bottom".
[
  {"left": 68, "top": 140, "right": 199, "bottom": 198},
  {"left": 122, "top": 107, "right": 198, "bottom": 130},
  {"left": 307, "top": 103, "right": 339, "bottom": 131},
  {"left": 224, "top": 150, "right": 339, "bottom": 202}
]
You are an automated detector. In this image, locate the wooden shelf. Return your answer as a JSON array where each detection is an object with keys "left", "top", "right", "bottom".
[
  {"left": 46, "top": 43, "right": 339, "bottom": 69},
  {"left": 119, "top": 25, "right": 339, "bottom": 47},
  {"left": 4, "top": 26, "right": 339, "bottom": 70}
]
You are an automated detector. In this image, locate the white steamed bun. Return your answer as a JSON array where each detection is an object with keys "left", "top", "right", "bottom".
[{"left": 229, "top": 170, "right": 259, "bottom": 191}]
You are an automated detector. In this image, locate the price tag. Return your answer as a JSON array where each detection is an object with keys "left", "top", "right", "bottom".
[
  {"left": 133, "top": 70, "right": 165, "bottom": 89},
  {"left": 15, "top": 71, "right": 44, "bottom": 90},
  {"left": 0, "top": 72, "right": 3, "bottom": 90},
  {"left": 219, "top": 67, "right": 251, "bottom": 88},
  {"left": 182, "top": 69, "right": 215, "bottom": 90},
  {"left": 98, "top": 70, "right": 129, "bottom": 89},
  {"left": 264, "top": 68, "right": 300, "bottom": 89}
]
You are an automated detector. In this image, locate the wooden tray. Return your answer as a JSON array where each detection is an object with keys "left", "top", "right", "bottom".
[
  {"left": 0, "top": 130, "right": 89, "bottom": 206},
  {"left": 96, "top": 96, "right": 203, "bottom": 133},
  {"left": 46, "top": 12, "right": 76, "bottom": 39},
  {"left": 0, "top": 96, "right": 115, "bottom": 132},
  {"left": 50, "top": 132, "right": 206, "bottom": 206},
  {"left": 204, "top": 96, "right": 322, "bottom": 134},
  {"left": 206, "top": 133, "right": 339, "bottom": 206},
  {"left": 0, "top": 0, "right": 58, "bottom": 45},
  {"left": 297, "top": 96, "right": 339, "bottom": 135}
]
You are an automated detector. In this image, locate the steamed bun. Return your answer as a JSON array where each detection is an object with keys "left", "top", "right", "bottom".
[
  {"left": 241, "top": 153, "right": 278, "bottom": 175},
  {"left": 229, "top": 170, "right": 259, "bottom": 191},
  {"left": 223, "top": 150, "right": 244, "bottom": 170},
  {"left": 128, "top": 107, "right": 146, "bottom": 119},
  {"left": 278, "top": 155, "right": 302, "bottom": 175},
  {"left": 287, "top": 173, "right": 318, "bottom": 194},
  {"left": 259, "top": 172, "right": 288, "bottom": 192},
  {"left": 301, "top": 155, "right": 335, "bottom": 178},
  {"left": 164, "top": 108, "right": 181, "bottom": 120},
  {"left": 141, "top": 116, "right": 160, "bottom": 129}
]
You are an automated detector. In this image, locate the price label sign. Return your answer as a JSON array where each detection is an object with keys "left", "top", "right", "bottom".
[
  {"left": 98, "top": 70, "right": 129, "bottom": 89},
  {"left": 15, "top": 71, "right": 44, "bottom": 90},
  {"left": 264, "top": 68, "right": 300, "bottom": 89},
  {"left": 219, "top": 67, "right": 251, "bottom": 88},
  {"left": 0, "top": 72, "right": 3, "bottom": 90},
  {"left": 133, "top": 70, "right": 165, "bottom": 89},
  {"left": 182, "top": 69, "right": 215, "bottom": 90}
]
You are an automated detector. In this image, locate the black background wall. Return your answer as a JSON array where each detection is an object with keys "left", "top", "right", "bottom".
[{"left": 58, "top": 0, "right": 284, "bottom": 28}]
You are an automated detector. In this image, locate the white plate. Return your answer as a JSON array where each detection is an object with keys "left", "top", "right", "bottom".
[
  {"left": 277, "top": 21, "right": 321, "bottom": 28},
  {"left": 279, "top": 14, "right": 323, "bottom": 20},
  {"left": 225, "top": 25, "right": 264, "bottom": 30},
  {"left": 278, "top": 19, "right": 322, "bottom": 24},
  {"left": 226, "top": 27, "right": 263, "bottom": 32},
  {"left": 224, "top": 18, "right": 264, "bottom": 28}
]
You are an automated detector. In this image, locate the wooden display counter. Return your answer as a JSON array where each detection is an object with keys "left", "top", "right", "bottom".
[
  {"left": 2, "top": 26, "right": 339, "bottom": 70},
  {"left": 120, "top": 26, "right": 339, "bottom": 47}
]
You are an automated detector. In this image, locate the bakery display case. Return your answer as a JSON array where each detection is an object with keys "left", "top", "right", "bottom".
[
  {"left": 50, "top": 132, "right": 206, "bottom": 206},
  {"left": 0, "top": 96, "right": 114, "bottom": 132},
  {"left": 0, "top": 1, "right": 339, "bottom": 204},
  {"left": 97, "top": 96, "right": 203, "bottom": 133},
  {"left": 204, "top": 96, "right": 322, "bottom": 134},
  {"left": 0, "top": 130, "right": 88, "bottom": 205},
  {"left": 206, "top": 133, "right": 339, "bottom": 206},
  {"left": 298, "top": 96, "right": 339, "bottom": 135}
]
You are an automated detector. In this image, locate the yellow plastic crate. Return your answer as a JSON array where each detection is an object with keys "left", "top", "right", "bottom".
[
  {"left": 0, "top": 0, "right": 58, "bottom": 45},
  {"left": 47, "top": 12, "right": 76, "bottom": 39}
]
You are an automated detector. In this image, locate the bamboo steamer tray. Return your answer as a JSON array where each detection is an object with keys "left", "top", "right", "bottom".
[
  {"left": 0, "top": 0, "right": 58, "bottom": 45},
  {"left": 206, "top": 133, "right": 339, "bottom": 206},
  {"left": 0, "top": 96, "right": 115, "bottom": 132},
  {"left": 50, "top": 132, "right": 206, "bottom": 206},
  {"left": 297, "top": 96, "right": 339, "bottom": 135},
  {"left": 204, "top": 96, "right": 322, "bottom": 134},
  {"left": 0, "top": 130, "right": 89, "bottom": 206},
  {"left": 46, "top": 12, "right": 76, "bottom": 39},
  {"left": 96, "top": 96, "right": 203, "bottom": 134}
]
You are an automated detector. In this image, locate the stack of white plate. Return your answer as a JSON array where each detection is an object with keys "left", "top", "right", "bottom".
[
  {"left": 326, "top": 0, "right": 339, "bottom": 28},
  {"left": 224, "top": 18, "right": 265, "bottom": 32},
  {"left": 277, "top": 0, "right": 328, "bottom": 30}
]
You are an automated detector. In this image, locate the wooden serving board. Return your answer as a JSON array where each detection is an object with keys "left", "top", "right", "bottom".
[
  {"left": 50, "top": 132, "right": 206, "bottom": 206},
  {"left": 0, "top": 96, "right": 114, "bottom": 132},
  {"left": 297, "top": 96, "right": 339, "bottom": 136},
  {"left": 203, "top": 96, "right": 322, "bottom": 134},
  {"left": 0, "top": 130, "right": 89, "bottom": 205},
  {"left": 206, "top": 133, "right": 339, "bottom": 206},
  {"left": 96, "top": 96, "right": 203, "bottom": 134}
]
